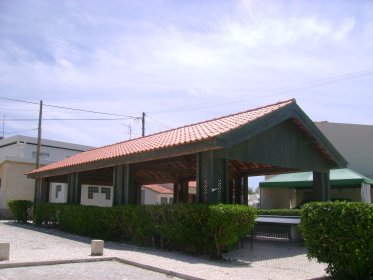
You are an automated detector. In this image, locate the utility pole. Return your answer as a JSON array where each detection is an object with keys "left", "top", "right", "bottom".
[
  {"left": 34, "top": 100, "right": 43, "bottom": 211},
  {"left": 2, "top": 114, "right": 4, "bottom": 139},
  {"left": 142, "top": 112, "right": 145, "bottom": 137},
  {"left": 36, "top": 100, "right": 43, "bottom": 168}
]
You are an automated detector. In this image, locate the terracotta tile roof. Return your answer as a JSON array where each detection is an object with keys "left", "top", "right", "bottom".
[
  {"left": 188, "top": 181, "right": 196, "bottom": 188},
  {"left": 142, "top": 184, "right": 173, "bottom": 194},
  {"left": 29, "top": 99, "right": 294, "bottom": 175}
]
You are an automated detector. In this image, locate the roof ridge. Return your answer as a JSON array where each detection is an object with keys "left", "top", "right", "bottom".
[
  {"left": 90, "top": 98, "right": 296, "bottom": 151},
  {"left": 28, "top": 98, "right": 297, "bottom": 176}
]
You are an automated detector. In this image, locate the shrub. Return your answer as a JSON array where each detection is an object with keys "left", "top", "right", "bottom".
[
  {"left": 300, "top": 201, "right": 373, "bottom": 279},
  {"left": 34, "top": 203, "right": 257, "bottom": 258},
  {"left": 8, "top": 200, "right": 33, "bottom": 223},
  {"left": 257, "top": 208, "right": 301, "bottom": 216},
  {"left": 34, "top": 202, "right": 63, "bottom": 225},
  {"left": 206, "top": 204, "right": 256, "bottom": 257}
]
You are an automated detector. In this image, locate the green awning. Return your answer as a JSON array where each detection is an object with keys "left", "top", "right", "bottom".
[{"left": 260, "top": 168, "right": 373, "bottom": 189}]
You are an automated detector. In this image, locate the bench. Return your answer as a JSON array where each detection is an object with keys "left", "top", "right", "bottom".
[{"left": 254, "top": 215, "right": 301, "bottom": 244}]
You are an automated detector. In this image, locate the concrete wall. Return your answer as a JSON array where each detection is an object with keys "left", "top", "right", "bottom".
[
  {"left": 0, "top": 135, "right": 93, "bottom": 214},
  {"left": 0, "top": 161, "right": 35, "bottom": 209},
  {"left": 330, "top": 188, "right": 361, "bottom": 202},
  {"left": 49, "top": 182, "right": 68, "bottom": 203},
  {"left": 316, "top": 122, "right": 373, "bottom": 178},
  {"left": 80, "top": 184, "right": 113, "bottom": 207},
  {"left": 261, "top": 187, "right": 369, "bottom": 209},
  {"left": 0, "top": 135, "right": 93, "bottom": 166},
  {"left": 260, "top": 188, "right": 290, "bottom": 209}
]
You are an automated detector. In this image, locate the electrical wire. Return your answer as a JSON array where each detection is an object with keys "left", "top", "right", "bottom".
[
  {"left": 0, "top": 96, "right": 141, "bottom": 118},
  {"left": 4, "top": 128, "right": 38, "bottom": 135},
  {"left": 149, "top": 67, "right": 373, "bottom": 114},
  {"left": 5, "top": 118, "right": 134, "bottom": 121}
]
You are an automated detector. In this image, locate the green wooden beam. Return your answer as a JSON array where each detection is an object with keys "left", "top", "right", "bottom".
[{"left": 313, "top": 171, "right": 330, "bottom": 201}]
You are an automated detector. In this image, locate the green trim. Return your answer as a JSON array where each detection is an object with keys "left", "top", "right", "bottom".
[{"left": 260, "top": 168, "right": 373, "bottom": 189}]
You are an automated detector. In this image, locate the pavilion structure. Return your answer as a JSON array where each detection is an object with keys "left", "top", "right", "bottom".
[{"left": 28, "top": 99, "right": 347, "bottom": 206}]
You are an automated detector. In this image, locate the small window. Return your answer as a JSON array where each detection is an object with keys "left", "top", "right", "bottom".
[
  {"left": 88, "top": 186, "right": 99, "bottom": 199},
  {"left": 160, "top": 197, "right": 167, "bottom": 204},
  {"left": 168, "top": 197, "right": 174, "bottom": 204},
  {"left": 101, "top": 187, "right": 111, "bottom": 200},
  {"left": 55, "top": 184, "right": 62, "bottom": 199}
]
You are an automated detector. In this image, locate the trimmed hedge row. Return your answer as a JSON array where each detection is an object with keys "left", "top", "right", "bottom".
[
  {"left": 257, "top": 208, "right": 301, "bottom": 216},
  {"left": 35, "top": 203, "right": 256, "bottom": 258},
  {"left": 8, "top": 200, "right": 33, "bottom": 223},
  {"left": 300, "top": 202, "right": 373, "bottom": 279}
]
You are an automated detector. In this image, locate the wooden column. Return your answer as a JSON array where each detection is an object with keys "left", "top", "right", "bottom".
[
  {"left": 233, "top": 175, "right": 247, "bottom": 204},
  {"left": 196, "top": 151, "right": 228, "bottom": 204},
  {"left": 67, "top": 173, "right": 80, "bottom": 204},
  {"left": 122, "top": 164, "right": 139, "bottom": 205},
  {"left": 174, "top": 179, "right": 189, "bottom": 204},
  {"left": 34, "top": 178, "right": 46, "bottom": 204},
  {"left": 313, "top": 171, "right": 330, "bottom": 201},
  {"left": 40, "top": 179, "right": 49, "bottom": 203},
  {"left": 113, "top": 165, "right": 127, "bottom": 205}
]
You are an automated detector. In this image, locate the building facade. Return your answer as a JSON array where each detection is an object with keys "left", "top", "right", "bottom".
[
  {"left": 259, "top": 122, "right": 373, "bottom": 208},
  {"left": 0, "top": 135, "right": 93, "bottom": 218},
  {"left": 316, "top": 122, "right": 373, "bottom": 179}
]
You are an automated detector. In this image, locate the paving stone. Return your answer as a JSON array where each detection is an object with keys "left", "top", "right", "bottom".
[{"left": 0, "top": 221, "right": 329, "bottom": 280}]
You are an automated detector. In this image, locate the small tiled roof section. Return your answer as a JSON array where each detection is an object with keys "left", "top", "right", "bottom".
[
  {"left": 188, "top": 181, "right": 196, "bottom": 188},
  {"left": 143, "top": 184, "right": 173, "bottom": 194},
  {"left": 29, "top": 99, "right": 294, "bottom": 175}
]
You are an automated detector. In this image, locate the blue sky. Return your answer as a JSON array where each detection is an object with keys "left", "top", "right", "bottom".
[{"left": 0, "top": 0, "right": 372, "bottom": 149}]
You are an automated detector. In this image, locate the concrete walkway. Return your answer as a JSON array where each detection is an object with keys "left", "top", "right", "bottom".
[{"left": 0, "top": 221, "right": 329, "bottom": 280}]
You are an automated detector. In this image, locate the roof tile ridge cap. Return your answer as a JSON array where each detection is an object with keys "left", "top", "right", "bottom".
[
  {"left": 165, "top": 98, "right": 297, "bottom": 130},
  {"left": 199, "top": 98, "right": 296, "bottom": 123},
  {"left": 90, "top": 99, "right": 297, "bottom": 150},
  {"left": 200, "top": 99, "right": 296, "bottom": 133}
]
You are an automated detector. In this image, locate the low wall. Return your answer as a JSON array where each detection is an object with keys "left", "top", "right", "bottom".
[{"left": 0, "top": 208, "right": 13, "bottom": 220}]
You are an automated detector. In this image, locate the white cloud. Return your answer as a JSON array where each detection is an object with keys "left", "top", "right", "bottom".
[{"left": 0, "top": 0, "right": 372, "bottom": 146}]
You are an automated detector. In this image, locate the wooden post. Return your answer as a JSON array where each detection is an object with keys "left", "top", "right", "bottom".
[{"left": 313, "top": 171, "right": 330, "bottom": 201}]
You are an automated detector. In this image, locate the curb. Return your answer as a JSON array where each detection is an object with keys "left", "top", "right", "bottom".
[{"left": 0, "top": 257, "right": 206, "bottom": 280}]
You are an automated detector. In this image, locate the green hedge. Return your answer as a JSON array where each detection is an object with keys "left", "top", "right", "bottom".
[
  {"left": 8, "top": 200, "right": 33, "bottom": 223},
  {"left": 300, "top": 201, "right": 373, "bottom": 279},
  {"left": 257, "top": 208, "right": 301, "bottom": 216},
  {"left": 35, "top": 203, "right": 256, "bottom": 258}
]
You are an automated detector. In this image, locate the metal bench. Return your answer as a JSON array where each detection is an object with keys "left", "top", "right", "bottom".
[{"left": 254, "top": 215, "right": 301, "bottom": 244}]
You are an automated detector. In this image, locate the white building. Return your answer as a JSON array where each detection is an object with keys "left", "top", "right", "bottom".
[
  {"left": 0, "top": 135, "right": 93, "bottom": 218},
  {"left": 316, "top": 122, "right": 373, "bottom": 179},
  {"left": 141, "top": 184, "right": 174, "bottom": 205}
]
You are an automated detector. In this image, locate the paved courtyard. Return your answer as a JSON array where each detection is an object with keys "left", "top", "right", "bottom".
[{"left": 0, "top": 221, "right": 329, "bottom": 280}]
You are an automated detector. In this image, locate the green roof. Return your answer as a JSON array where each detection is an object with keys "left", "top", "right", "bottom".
[{"left": 260, "top": 168, "right": 373, "bottom": 188}]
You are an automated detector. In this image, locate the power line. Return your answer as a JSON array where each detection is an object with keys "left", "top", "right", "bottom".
[
  {"left": 146, "top": 115, "right": 172, "bottom": 129},
  {"left": 150, "top": 67, "right": 373, "bottom": 114},
  {"left": 5, "top": 118, "right": 133, "bottom": 121},
  {"left": 4, "top": 128, "right": 38, "bottom": 135},
  {"left": 0, "top": 96, "right": 141, "bottom": 118}
]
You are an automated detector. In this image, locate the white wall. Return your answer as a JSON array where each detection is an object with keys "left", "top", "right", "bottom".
[
  {"left": 316, "top": 122, "right": 373, "bottom": 178},
  {"left": 80, "top": 184, "right": 113, "bottom": 207},
  {"left": 140, "top": 187, "right": 173, "bottom": 205},
  {"left": 49, "top": 182, "right": 68, "bottom": 203},
  {"left": 260, "top": 188, "right": 290, "bottom": 209},
  {"left": 0, "top": 135, "right": 93, "bottom": 212},
  {"left": 0, "top": 135, "right": 93, "bottom": 165}
]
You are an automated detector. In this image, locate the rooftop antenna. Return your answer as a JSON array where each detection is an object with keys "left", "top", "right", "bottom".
[
  {"left": 2, "top": 114, "right": 4, "bottom": 139},
  {"left": 122, "top": 124, "right": 132, "bottom": 140}
]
